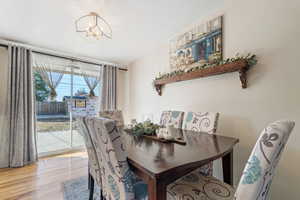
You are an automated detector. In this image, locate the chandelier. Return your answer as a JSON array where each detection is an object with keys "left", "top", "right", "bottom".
[{"left": 75, "top": 12, "right": 112, "bottom": 40}]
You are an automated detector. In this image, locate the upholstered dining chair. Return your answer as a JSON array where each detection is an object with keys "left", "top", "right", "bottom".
[
  {"left": 99, "top": 110, "right": 124, "bottom": 127},
  {"left": 182, "top": 111, "right": 220, "bottom": 177},
  {"left": 78, "top": 116, "right": 150, "bottom": 200},
  {"left": 160, "top": 110, "right": 184, "bottom": 129},
  {"left": 182, "top": 111, "right": 219, "bottom": 134},
  {"left": 77, "top": 117, "right": 104, "bottom": 200},
  {"left": 167, "top": 120, "right": 295, "bottom": 200}
]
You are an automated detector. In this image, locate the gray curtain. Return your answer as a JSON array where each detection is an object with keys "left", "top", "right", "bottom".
[
  {"left": 5, "top": 45, "right": 38, "bottom": 168},
  {"left": 0, "top": 47, "right": 9, "bottom": 168},
  {"left": 100, "top": 65, "right": 117, "bottom": 110}
]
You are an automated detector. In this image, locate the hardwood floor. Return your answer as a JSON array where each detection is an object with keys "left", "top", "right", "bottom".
[{"left": 0, "top": 152, "right": 88, "bottom": 200}]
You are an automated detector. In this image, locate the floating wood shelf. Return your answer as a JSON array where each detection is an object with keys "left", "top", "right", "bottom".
[{"left": 154, "top": 60, "right": 249, "bottom": 96}]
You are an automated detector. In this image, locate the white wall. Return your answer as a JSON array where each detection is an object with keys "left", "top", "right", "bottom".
[
  {"left": 117, "top": 69, "right": 130, "bottom": 121},
  {"left": 126, "top": 0, "right": 300, "bottom": 199}
]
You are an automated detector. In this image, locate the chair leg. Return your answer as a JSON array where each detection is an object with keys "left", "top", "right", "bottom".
[
  {"left": 88, "top": 171, "right": 91, "bottom": 190},
  {"left": 100, "top": 189, "right": 103, "bottom": 200},
  {"left": 89, "top": 174, "right": 95, "bottom": 200}
]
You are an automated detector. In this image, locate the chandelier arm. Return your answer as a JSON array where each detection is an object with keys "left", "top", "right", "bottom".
[
  {"left": 102, "top": 32, "right": 112, "bottom": 39},
  {"left": 96, "top": 15, "right": 113, "bottom": 38}
]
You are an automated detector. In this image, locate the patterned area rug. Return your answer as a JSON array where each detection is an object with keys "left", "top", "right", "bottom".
[{"left": 63, "top": 177, "right": 100, "bottom": 200}]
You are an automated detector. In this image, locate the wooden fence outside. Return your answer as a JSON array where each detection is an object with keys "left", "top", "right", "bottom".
[{"left": 37, "top": 102, "right": 68, "bottom": 115}]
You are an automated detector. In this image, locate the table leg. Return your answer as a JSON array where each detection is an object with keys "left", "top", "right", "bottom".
[
  {"left": 148, "top": 178, "right": 167, "bottom": 200},
  {"left": 222, "top": 149, "right": 233, "bottom": 186}
]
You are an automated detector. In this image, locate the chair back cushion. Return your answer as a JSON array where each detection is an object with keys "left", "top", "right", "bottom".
[
  {"left": 86, "top": 117, "right": 135, "bottom": 200},
  {"left": 182, "top": 112, "right": 219, "bottom": 134},
  {"left": 77, "top": 117, "right": 103, "bottom": 187},
  {"left": 160, "top": 111, "right": 184, "bottom": 129},
  {"left": 99, "top": 110, "right": 124, "bottom": 127},
  {"left": 235, "top": 120, "right": 295, "bottom": 200}
]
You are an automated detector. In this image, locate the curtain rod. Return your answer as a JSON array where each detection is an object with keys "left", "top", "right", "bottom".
[{"left": 0, "top": 39, "right": 128, "bottom": 71}]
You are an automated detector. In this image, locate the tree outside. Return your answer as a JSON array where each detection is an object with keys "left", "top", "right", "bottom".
[
  {"left": 34, "top": 71, "right": 50, "bottom": 102},
  {"left": 75, "top": 88, "right": 88, "bottom": 96}
]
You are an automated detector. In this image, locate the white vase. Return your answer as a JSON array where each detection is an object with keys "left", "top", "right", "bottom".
[
  {"left": 163, "top": 127, "right": 174, "bottom": 140},
  {"left": 157, "top": 128, "right": 165, "bottom": 139}
]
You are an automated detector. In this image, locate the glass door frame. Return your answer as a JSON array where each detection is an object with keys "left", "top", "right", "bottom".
[{"left": 37, "top": 65, "right": 86, "bottom": 157}]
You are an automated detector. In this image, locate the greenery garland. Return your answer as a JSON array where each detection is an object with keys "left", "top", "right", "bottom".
[
  {"left": 124, "top": 121, "right": 160, "bottom": 137},
  {"left": 153, "top": 53, "right": 257, "bottom": 82}
]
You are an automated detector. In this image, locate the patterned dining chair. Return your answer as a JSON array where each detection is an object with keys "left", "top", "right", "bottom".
[
  {"left": 182, "top": 112, "right": 219, "bottom": 134},
  {"left": 160, "top": 110, "right": 184, "bottom": 129},
  {"left": 182, "top": 111, "right": 220, "bottom": 176},
  {"left": 99, "top": 110, "right": 124, "bottom": 127},
  {"left": 167, "top": 120, "right": 295, "bottom": 200},
  {"left": 79, "top": 116, "right": 150, "bottom": 200},
  {"left": 77, "top": 117, "right": 104, "bottom": 200}
]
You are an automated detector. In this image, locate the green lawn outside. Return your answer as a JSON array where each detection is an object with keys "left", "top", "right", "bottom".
[{"left": 37, "top": 121, "right": 78, "bottom": 132}]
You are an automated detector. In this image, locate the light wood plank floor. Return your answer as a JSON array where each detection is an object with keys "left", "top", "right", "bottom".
[{"left": 0, "top": 152, "right": 88, "bottom": 200}]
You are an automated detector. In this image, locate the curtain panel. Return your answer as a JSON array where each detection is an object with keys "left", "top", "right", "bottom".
[
  {"left": 100, "top": 65, "right": 117, "bottom": 111},
  {"left": 82, "top": 72, "right": 101, "bottom": 97},
  {"left": 4, "top": 45, "right": 38, "bottom": 168},
  {"left": 35, "top": 66, "right": 64, "bottom": 100},
  {"left": 32, "top": 53, "right": 69, "bottom": 101},
  {"left": 32, "top": 54, "right": 102, "bottom": 99},
  {"left": 0, "top": 47, "right": 9, "bottom": 168}
]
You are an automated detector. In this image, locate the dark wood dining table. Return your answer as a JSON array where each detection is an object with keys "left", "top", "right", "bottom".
[{"left": 124, "top": 129, "right": 239, "bottom": 200}]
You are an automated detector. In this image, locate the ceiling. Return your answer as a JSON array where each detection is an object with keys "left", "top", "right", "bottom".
[{"left": 0, "top": 0, "right": 224, "bottom": 64}]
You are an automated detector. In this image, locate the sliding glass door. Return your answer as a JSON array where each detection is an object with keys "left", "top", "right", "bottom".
[
  {"left": 70, "top": 73, "right": 100, "bottom": 148},
  {"left": 35, "top": 70, "right": 72, "bottom": 156},
  {"left": 33, "top": 54, "right": 101, "bottom": 157}
]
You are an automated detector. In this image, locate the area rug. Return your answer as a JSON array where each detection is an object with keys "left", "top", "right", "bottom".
[{"left": 62, "top": 177, "right": 100, "bottom": 200}]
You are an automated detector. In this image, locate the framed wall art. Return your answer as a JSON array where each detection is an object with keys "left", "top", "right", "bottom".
[{"left": 169, "top": 16, "right": 223, "bottom": 70}]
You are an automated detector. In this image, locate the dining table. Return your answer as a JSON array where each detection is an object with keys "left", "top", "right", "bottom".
[{"left": 124, "top": 128, "right": 239, "bottom": 200}]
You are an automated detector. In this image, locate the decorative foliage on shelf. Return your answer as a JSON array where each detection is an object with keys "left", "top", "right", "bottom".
[
  {"left": 124, "top": 121, "right": 160, "bottom": 137},
  {"left": 153, "top": 53, "right": 257, "bottom": 82}
]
